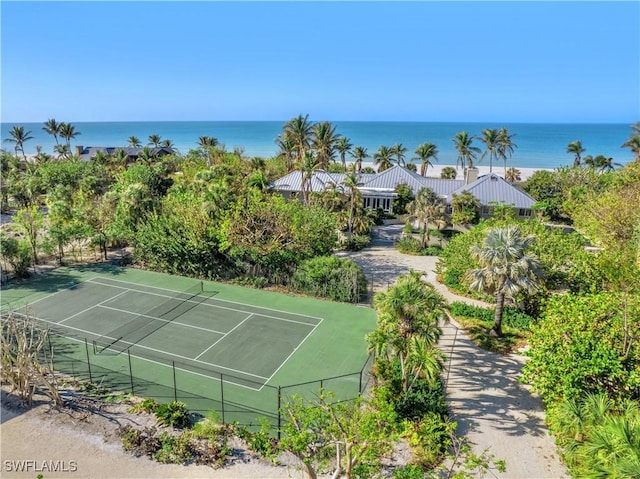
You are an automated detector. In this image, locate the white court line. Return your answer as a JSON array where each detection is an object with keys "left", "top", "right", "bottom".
[
  {"left": 195, "top": 313, "right": 254, "bottom": 360},
  {"left": 60, "top": 290, "right": 130, "bottom": 324},
  {"left": 17, "top": 310, "right": 269, "bottom": 381},
  {"left": 2, "top": 276, "right": 101, "bottom": 313},
  {"left": 88, "top": 278, "right": 321, "bottom": 327},
  {"left": 96, "top": 304, "right": 228, "bottom": 336},
  {"left": 28, "top": 326, "right": 265, "bottom": 392},
  {"left": 259, "top": 317, "right": 324, "bottom": 391},
  {"left": 88, "top": 276, "right": 324, "bottom": 321}
]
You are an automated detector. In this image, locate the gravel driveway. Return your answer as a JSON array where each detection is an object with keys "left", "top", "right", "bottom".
[{"left": 337, "top": 225, "right": 568, "bottom": 479}]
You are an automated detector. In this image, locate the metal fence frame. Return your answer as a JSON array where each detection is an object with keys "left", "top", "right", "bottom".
[{"left": 44, "top": 329, "right": 375, "bottom": 436}]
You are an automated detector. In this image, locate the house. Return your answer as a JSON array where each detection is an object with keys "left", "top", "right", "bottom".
[
  {"left": 75, "top": 146, "right": 175, "bottom": 162},
  {"left": 271, "top": 165, "right": 536, "bottom": 219}
]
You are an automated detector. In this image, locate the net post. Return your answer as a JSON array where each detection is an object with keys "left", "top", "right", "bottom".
[
  {"left": 172, "top": 361, "right": 177, "bottom": 402},
  {"left": 127, "top": 349, "right": 135, "bottom": 395},
  {"left": 277, "top": 386, "right": 282, "bottom": 441},
  {"left": 220, "top": 373, "right": 225, "bottom": 424},
  {"left": 84, "top": 338, "right": 93, "bottom": 383}
]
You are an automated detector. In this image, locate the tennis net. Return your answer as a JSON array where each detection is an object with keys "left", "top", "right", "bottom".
[{"left": 93, "top": 281, "right": 207, "bottom": 355}]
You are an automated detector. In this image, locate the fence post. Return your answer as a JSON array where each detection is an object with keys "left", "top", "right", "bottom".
[
  {"left": 220, "top": 373, "right": 225, "bottom": 424},
  {"left": 277, "top": 386, "right": 282, "bottom": 440},
  {"left": 127, "top": 350, "right": 135, "bottom": 394},
  {"left": 84, "top": 338, "right": 93, "bottom": 383},
  {"left": 172, "top": 361, "right": 177, "bottom": 402},
  {"left": 47, "top": 334, "right": 54, "bottom": 369}
]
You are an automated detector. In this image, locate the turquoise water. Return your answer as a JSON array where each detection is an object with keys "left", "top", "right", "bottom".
[{"left": 1, "top": 120, "right": 635, "bottom": 169}]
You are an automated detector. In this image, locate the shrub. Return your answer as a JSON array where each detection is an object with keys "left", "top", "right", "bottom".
[
  {"left": 402, "top": 413, "right": 454, "bottom": 467},
  {"left": 152, "top": 431, "right": 193, "bottom": 464},
  {"left": 450, "top": 302, "right": 535, "bottom": 330},
  {"left": 236, "top": 418, "right": 280, "bottom": 463},
  {"left": 154, "top": 401, "right": 191, "bottom": 429},
  {"left": 291, "top": 256, "right": 368, "bottom": 303},
  {"left": 129, "top": 397, "right": 159, "bottom": 414},
  {"left": 395, "top": 237, "right": 442, "bottom": 257},
  {"left": 341, "top": 234, "right": 371, "bottom": 251},
  {"left": 393, "top": 464, "right": 426, "bottom": 479}
]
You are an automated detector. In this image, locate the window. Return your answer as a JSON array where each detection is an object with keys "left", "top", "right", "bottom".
[{"left": 518, "top": 208, "right": 532, "bottom": 217}]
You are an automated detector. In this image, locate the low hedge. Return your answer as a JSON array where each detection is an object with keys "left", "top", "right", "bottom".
[
  {"left": 450, "top": 301, "right": 535, "bottom": 330},
  {"left": 291, "top": 256, "right": 368, "bottom": 303}
]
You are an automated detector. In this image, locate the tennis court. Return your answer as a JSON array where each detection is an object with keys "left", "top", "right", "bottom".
[
  {"left": 1, "top": 265, "right": 376, "bottom": 425},
  {"left": 11, "top": 276, "right": 325, "bottom": 391}
]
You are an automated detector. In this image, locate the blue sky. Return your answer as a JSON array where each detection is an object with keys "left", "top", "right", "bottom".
[{"left": 2, "top": 1, "right": 639, "bottom": 123}]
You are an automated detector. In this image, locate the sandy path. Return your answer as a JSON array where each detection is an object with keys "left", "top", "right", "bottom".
[{"left": 337, "top": 225, "right": 568, "bottom": 478}]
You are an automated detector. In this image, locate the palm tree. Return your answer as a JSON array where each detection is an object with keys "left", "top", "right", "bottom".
[
  {"left": 497, "top": 128, "right": 517, "bottom": 177},
  {"left": 505, "top": 167, "right": 522, "bottom": 183},
  {"left": 582, "top": 154, "right": 620, "bottom": 172},
  {"left": 300, "top": 151, "right": 321, "bottom": 205},
  {"left": 342, "top": 172, "right": 362, "bottom": 234},
  {"left": 368, "top": 270, "right": 448, "bottom": 391},
  {"left": 311, "top": 121, "right": 338, "bottom": 169},
  {"left": 452, "top": 131, "right": 480, "bottom": 170},
  {"left": 246, "top": 170, "right": 270, "bottom": 191},
  {"left": 148, "top": 134, "right": 162, "bottom": 148},
  {"left": 413, "top": 143, "right": 438, "bottom": 177},
  {"left": 128, "top": 136, "right": 142, "bottom": 148},
  {"left": 480, "top": 128, "right": 500, "bottom": 172},
  {"left": 374, "top": 145, "right": 394, "bottom": 172},
  {"left": 54, "top": 143, "right": 70, "bottom": 160},
  {"left": 440, "top": 166, "right": 457, "bottom": 179},
  {"left": 42, "top": 118, "right": 62, "bottom": 146},
  {"left": 160, "top": 138, "right": 174, "bottom": 149},
  {"left": 283, "top": 114, "right": 313, "bottom": 168},
  {"left": 198, "top": 136, "right": 218, "bottom": 149},
  {"left": 406, "top": 187, "right": 446, "bottom": 247},
  {"left": 621, "top": 123, "right": 640, "bottom": 162},
  {"left": 59, "top": 122, "right": 81, "bottom": 149},
  {"left": 350, "top": 146, "right": 369, "bottom": 173},
  {"left": 275, "top": 134, "right": 297, "bottom": 172},
  {"left": 391, "top": 143, "right": 408, "bottom": 167},
  {"left": 3, "top": 126, "right": 34, "bottom": 160},
  {"left": 566, "top": 140, "right": 586, "bottom": 168},
  {"left": 249, "top": 156, "right": 266, "bottom": 172},
  {"left": 335, "top": 136, "right": 353, "bottom": 169},
  {"left": 622, "top": 135, "right": 640, "bottom": 163},
  {"left": 465, "top": 226, "right": 543, "bottom": 337}
]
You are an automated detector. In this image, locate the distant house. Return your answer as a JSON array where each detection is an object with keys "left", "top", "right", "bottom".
[
  {"left": 75, "top": 146, "right": 174, "bottom": 162},
  {"left": 271, "top": 165, "right": 536, "bottom": 219}
]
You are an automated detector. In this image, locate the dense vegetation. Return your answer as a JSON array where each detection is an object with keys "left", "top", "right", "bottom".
[
  {"left": 2, "top": 118, "right": 639, "bottom": 477},
  {"left": 435, "top": 139, "right": 640, "bottom": 477}
]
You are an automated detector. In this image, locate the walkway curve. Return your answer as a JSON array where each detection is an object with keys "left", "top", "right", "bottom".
[{"left": 336, "top": 225, "right": 568, "bottom": 479}]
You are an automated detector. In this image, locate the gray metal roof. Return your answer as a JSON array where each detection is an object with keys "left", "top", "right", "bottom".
[
  {"left": 448, "top": 173, "right": 536, "bottom": 208},
  {"left": 359, "top": 165, "right": 463, "bottom": 196},
  {"left": 272, "top": 166, "right": 536, "bottom": 209}
]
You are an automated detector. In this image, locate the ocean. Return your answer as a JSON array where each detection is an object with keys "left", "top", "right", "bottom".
[{"left": 1, "top": 120, "right": 636, "bottom": 169}]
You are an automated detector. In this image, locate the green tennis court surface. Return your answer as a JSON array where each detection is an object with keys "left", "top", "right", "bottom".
[{"left": 2, "top": 265, "right": 376, "bottom": 424}]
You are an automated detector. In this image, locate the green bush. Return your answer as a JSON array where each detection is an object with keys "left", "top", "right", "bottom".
[
  {"left": 291, "top": 256, "right": 368, "bottom": 303},
  {"left": 236, "top": 418, "right": 280, "bottom": 463},
  {"left": 152, "top": 431, "right": 193, "bottom": 464},
  {"left": 341, "top": 234, "right": 371, "bottom": 251},
  {"left": 450, "top": 302, "right": 535, "bottom": 330},
  {"left": 393, "top": 464, "right": 426, "bottom": 479},
  {"left": 402, "top": 413, "right": 454, "bottom": 467},
  {"left": 395, "top": 237, "right": 442, "bottom": 256},
  {"left": 154, "top": 401, "right": 191, "bottom": 429},
  {"left": 129, "top": 398, "right": 159, "bottom": 414}
]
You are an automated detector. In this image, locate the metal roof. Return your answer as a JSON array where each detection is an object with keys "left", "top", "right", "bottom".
[
  {"left": 272, "top": 166, "right": 536, "bottom": 209},
  {"left": 448, "top": 173, "right": 536, "bottom": 208}
]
